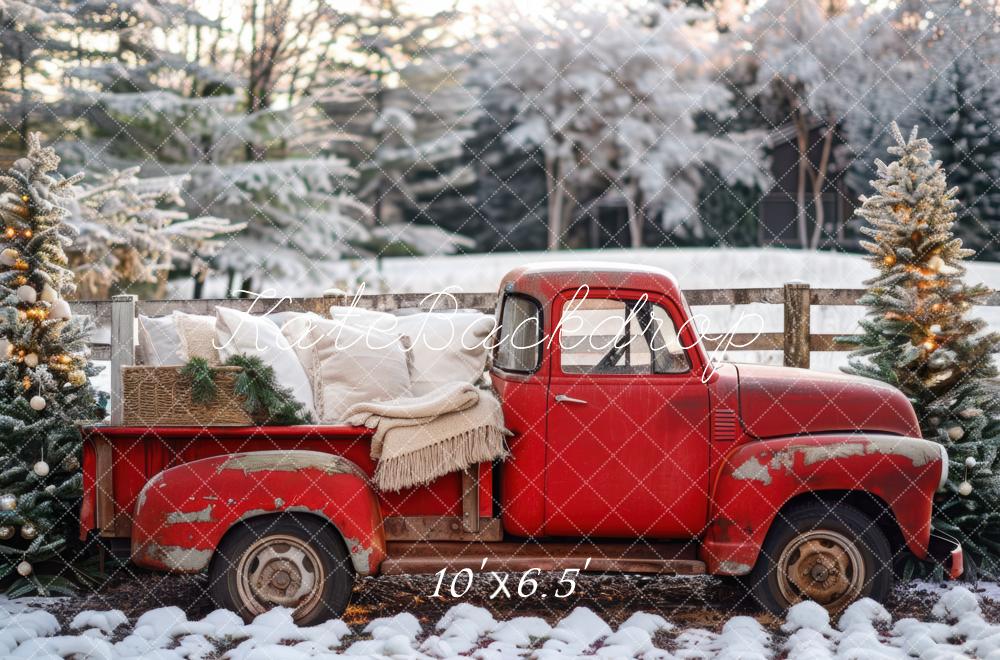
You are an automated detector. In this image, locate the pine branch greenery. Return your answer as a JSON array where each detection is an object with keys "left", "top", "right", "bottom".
[
  {"left": 181, "top": 357, "right": 218, "bottom": 404},
  {"left": 844, "top": 123, "right": 1000, "bottom": 579},
  {"left": 181, "top": 354, "right": 313, "bottom": 426}
]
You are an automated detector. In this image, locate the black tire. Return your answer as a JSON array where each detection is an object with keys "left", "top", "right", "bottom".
[
  {"left": 208, "top": 514, "right": 355, "bottom": 625},
  {"left": 746, "top": 502, "right": 892, "bottom": 615}
]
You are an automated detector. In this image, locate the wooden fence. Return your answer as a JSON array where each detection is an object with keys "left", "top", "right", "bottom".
[
  {"left": 74, "top": 284, "right": 1000, "bottom": 362},
  {"left": 71, "top": 284, "right": 1000, "bottom": 422}
]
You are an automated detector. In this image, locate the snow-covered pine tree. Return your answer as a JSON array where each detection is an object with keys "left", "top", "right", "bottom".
[
  {"left": 0, "top": 1, "right": 77, "bottom": 146},
  {"left": 360, "top": 59, "right": 480, "bottom": 256},
  {"left": 845, "top": 123, "right": 1000, "bottom": 577},
  {"left": 0, "top": 134, "right": 102, "bottom": 595},
  {"left": 924, "top": 54, "right": 1000, "bottom": 263},
  {"left": 65, "top": 168, "right": 244, "bottom": 299},
  {"left": 480, "top": 0, "right": 767, "bottom": 250},
  {"left": 52, "top": 0, "right": 372, "bottom": 293}
]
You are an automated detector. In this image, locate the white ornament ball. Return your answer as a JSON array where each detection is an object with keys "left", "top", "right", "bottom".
[
  {"left": 929, "top": 324, "right": 942, "bottom": 334},
  {"left": 23, "top": 353, "right": 38, "bottom": 368},
  {"left": 0, "top": 494, "right": 15, "bottom": 511},
  {"left": 958, "top": 481, "right": 973, "bottom": 496},
  {"left": 33, "top": 460, "right": 49, "bottom": 477},
  {"left": 928, "top": 255, "right": 946, "bottom": 272},
  {"left": 966, "top": 457, "right": 978, "bottom": 469},
  {"left": 19, "top": 523, "right": 36, "bottom": 540},
  {"left": 948, "top": 426, "right": 965, "bottom": 441},
  {"left": 49, "top": 299, "right": 71, "bottom": 320},
  {"left": 39, "top": 284, "right": 57, "bottom": 304},
  {"left": 29, "top": 395, "right": 46, "bottom": 411},
  {"left": 16, "top": 561, "right": 31, "bottom": 577},
  {"left": 0, "top": 526, "right": 12, "bottom": 540},
  {"left": 0, "top": 248, "right": 18, "bottom": 266},
  {"left": 16, "top": 285, "right": 36, "bottom": 304},
  {"left": 44, "top": 485, "right": 55, "bottom": 494}
]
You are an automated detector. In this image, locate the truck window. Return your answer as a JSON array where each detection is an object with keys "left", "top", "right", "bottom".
[
  {"left": 494, "top": 294, "right": 542, "bottom": 372},
  {"left": 560, "top": 298, "right": 689, "bottom": 375}
]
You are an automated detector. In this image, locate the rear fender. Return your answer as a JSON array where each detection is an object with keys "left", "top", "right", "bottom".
[
  {"left": 131, "top": 450, "right": 386, "bottom": 575},
  {"left": 701, "top": 434, "right": 944, "bottom": 575}
]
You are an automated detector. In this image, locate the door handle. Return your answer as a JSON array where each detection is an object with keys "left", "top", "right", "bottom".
[{"left": 554, "top": 394, "right": 588, "bottom": 405}]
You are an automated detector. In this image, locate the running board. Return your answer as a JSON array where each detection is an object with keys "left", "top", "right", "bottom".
[{"left": 380, "top": 540, "right": 706, "bottom": 576}]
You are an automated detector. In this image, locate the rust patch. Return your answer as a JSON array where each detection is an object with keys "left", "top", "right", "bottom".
[
  {"left": 733, "top": 436, "right": 940, "bottom": 485},
  {"left": 165, "top": 505, "right": 213, "bottom": 525},
  {"left": 344, "top": 535, "right": 375, "bottom": 575},
  {"left": 135, "top": 473, "right": 163, "bottom": 511},
  {"left": 770, "top": 443, "right": 865, "bottom": 471},
  {"left": 863, "top": 436, "right": 940, "bottom": 467},
  {"left": 732, "top": 456, "right": 771, "bottom": 485},
  {"left": 717, "top": 560, "right": 752, "bottom": 575},
  {"left": 141, "top": 543, "right": 214, "bottom": 572},
  {"left": 218, "top": 450, "right": 367, "bottom": 480}
]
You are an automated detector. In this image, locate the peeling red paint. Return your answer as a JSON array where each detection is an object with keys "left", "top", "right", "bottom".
[
  {"left": 702, "top": 434, "right": 943, "bottom": 575},
  {"left": 130, "top": 451, "right": 386, "bottom": 575}
]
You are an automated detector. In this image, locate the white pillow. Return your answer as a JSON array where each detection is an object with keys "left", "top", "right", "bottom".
[
  {"left": 173, "top": 311, "right": 221, "bottom": 365},
  {"left": 328, "top": 305, "right": 398, "bottom": 332},
  {"left": 394, "top": 312, "right": 496, "bottom": 396},
  {"left": 137, "top": 315, "right": 184, "bottom": 366},
  {"left": 215, "top": 306, "right": 316, "bottom": 418},
  {"left": 284, "top": 315, "right": 410, "bottom": 422}
]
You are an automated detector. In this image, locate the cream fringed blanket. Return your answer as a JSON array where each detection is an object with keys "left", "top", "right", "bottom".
[{"left": 343, "top": 382, "right": 509, "bottom": 492}]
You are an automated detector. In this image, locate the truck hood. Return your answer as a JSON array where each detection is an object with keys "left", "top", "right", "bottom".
[{"left": 735, "top": 363, "right": 921, "bottom": 439}]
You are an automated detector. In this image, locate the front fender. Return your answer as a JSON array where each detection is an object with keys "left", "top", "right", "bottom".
[
  {"left": 131, "top": 450, "right": 386, "bottom": 575},
  {"left": 701, "top": 434, "right": 943, "bottom": 575}
]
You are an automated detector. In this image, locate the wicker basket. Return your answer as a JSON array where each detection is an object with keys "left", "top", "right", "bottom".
[{"left": 121, "top": 365, "right": 254, "bottom": 426}]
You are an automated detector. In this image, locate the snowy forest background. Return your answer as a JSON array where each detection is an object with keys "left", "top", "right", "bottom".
[{"left": 2, "top": 0, "right": 1000, "bottom": 300}]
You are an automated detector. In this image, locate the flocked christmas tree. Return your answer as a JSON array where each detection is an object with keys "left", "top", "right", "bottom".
[
  {"left": 0, "top": 134, "right": 103, "bottom": 595},
  {"left": 845, "top": 123, "right": 1000, "bottom": 577}
]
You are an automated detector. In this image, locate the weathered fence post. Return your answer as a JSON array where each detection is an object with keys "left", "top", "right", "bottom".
[
  {"left": 110, "top": 294, "right": 137, "bottom": 425},
  {"left": 783, "top": 282, "right": 811, "bottom": 369}
]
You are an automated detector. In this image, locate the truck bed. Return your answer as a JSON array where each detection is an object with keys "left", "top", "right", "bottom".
[{"left": 81, "top": 425, "right": 495, "bottom": 542}]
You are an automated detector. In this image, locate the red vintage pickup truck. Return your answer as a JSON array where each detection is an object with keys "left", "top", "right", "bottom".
[{"left": 81, "top": 263, "right": 961, "bottom": 624}]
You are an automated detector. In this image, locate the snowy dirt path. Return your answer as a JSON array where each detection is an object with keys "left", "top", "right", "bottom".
[{"left": 4, "top": 576, "right": 1000, "bottom": 658}]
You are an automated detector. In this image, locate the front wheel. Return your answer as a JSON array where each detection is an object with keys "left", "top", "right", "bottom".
[
  {"left": 747, "top": 502, "right": 892, "bottom": 614},
  {"left": 208, "top": 514, "right": 355, "bottom": 624}
]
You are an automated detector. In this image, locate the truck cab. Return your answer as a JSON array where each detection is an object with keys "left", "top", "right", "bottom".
[
  {"left": 82, "top": 263, "right": 961, "bottom": 624},
  {"left": 487, "top": 263, "right": 961, "bottom": 609}
]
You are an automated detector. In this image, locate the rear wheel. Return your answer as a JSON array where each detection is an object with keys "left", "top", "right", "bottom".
[
  {"left": 747, "top": 502, "right": 892, "bottom": 614},
  {"left": 208, "top": 514, "right": 354, "bottom": 624}
]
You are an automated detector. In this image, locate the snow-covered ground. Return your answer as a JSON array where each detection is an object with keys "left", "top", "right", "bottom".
[
  {"left": 4, "top": 585, "right": 1000, "bottom": 659},
  {"left": 179, "top": 247, "right": 1000, "bottom": 299}
]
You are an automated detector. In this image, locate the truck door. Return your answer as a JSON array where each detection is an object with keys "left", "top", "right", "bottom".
[{"left": 544, "top": 290, "right": 711, "bottom": 539}]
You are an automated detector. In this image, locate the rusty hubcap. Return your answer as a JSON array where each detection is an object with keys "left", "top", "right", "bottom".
[
  {"left": 236, "top": 534, "right": 324, "bottom": 619},
  {"left": 776, "top": 529, "right": 864, "bottom": 611}
]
